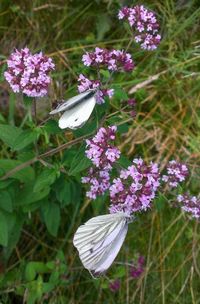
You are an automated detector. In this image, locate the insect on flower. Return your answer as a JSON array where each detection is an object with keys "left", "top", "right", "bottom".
[
  {"left": 73, "top": 212, "right": 134, "bottom": 277},
  {"left": 49, "top": 88, "right": 98, "bottom": 129}
]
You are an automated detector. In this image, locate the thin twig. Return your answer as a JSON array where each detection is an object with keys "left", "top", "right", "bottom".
[
  {"left": 0, "top": 132, "right": 93, "bottom": 180},
  {"left": 128, "top": 70, "right": 167, "bottom": 94},
  {"left": 33, "top": 99, "right": 39, "bottom": 155}
]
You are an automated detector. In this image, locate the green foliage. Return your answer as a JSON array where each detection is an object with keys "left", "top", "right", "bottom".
[
  {"left": 0, "top": 191, "right": 13, "bottom": 212},
  {"left": 33, "top": 168, "right": 58, "bottom": 193},
  {"left": 0, "top": 211, "right": 8, "bottom": 246},
  {"left": 68, "top": 144, "right": 91, "bottom": 176},
  {"left": 42, "top": 202, "right": 61, "bottom": 237},
  {"left": 0, "top": 159, "right": 35, "bottom": 182},
  {"left": 0, "top": 124, "right": 22, "bottom": 149}
]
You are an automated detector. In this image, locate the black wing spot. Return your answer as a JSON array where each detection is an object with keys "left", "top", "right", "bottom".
[
  {"left": 75, "top": 118, "right": 79, "bottom": 121},
  {"left": 90, "top": 248, "right": 94, "bottom": 253}
]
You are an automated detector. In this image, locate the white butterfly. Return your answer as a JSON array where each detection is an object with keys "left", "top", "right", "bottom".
[
  {"left": 73, "top": 212, "right": 133, "bottom": 277},
  {"left": 49, "top": 89, "right": 97, "bottom": 130}
]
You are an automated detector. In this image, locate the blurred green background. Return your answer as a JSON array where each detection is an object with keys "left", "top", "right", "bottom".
[{"left": 0, "top": 0, "right": 200, "bottom": 303}]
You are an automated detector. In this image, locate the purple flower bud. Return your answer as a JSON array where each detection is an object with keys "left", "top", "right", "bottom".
[
  {"left": 128, "top": 98, "right": 136, "bottom": 106},
  {"left": 130, "top": 266, "right": 144, "bottom": 278},
  {"left": 130, "top": 110, "right": 136, "bottom": 118},
  {"left": 138, "top": 255, "right": 145, "bottom": 266},
  {"left": 109, "top": 279, "right": 120, "bottom": 292},
  {"left": 130, "top": 255, "right": 145, "bottom": 279}
]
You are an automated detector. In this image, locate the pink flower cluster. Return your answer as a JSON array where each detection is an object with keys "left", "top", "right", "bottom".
[
  {"left": 82, "top": 47, "right": 134, "bottom": 72},
  {"left": 118, "top": 5, "right": 161, "bottom": 50},
  {"left": 109, "top": 158, "right": 160, "bottom": 215},
  {"left": 82, "top": 126, "right": 120, "bottom": 199},
  {"left": 82, "top": 127, "right": 194, "bottom": 218},
  {"left": 82, "top": 168, "right": 110, "bottom": 200},
  {"left": 130, "top": 255, "right": 145, "bottom": 278},
  {"left": 177, "top": 194, "right": 200, "bottom": 219},
  {"left": 162, "top": 160, "right": 189, "bottom": 188},
  {"left": 79, "top": 48, "right": 134, "bottom": 104},
  {"left": 77, "top": 74, "right": 114, "bottom": 104},
  {"left": 85, "top": 126, "right": 120, "bottom": 168},
  {"left": 4, "top": 47, "right": 55, "bottom": 97}
]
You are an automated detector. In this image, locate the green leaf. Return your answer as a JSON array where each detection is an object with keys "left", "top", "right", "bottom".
[
  {"left": 100, "top": 69, "right": 110, "bottom": 79},
  {"left": 117, "top": 154, "right": 132, "bottom": 168},
  {"left": 0, "top": 211, "right": 8, "bottom": 246},
  {"left": 0, "top": 113, "right": 6, "bottom": 123},
  {"left": 0, "top": 124, "right": 22, "bottom": 149},
  {"left": 43, "top": 119, "right": 62, "bottom": 134},
  {"left": 43, "top": 202, "right": 60, "bottom": 237},
  {"left": 8, "top": 93, "right": 15, "bottom": 126},
  {"left": 56, "top": 250, "right": 66, "bottom": 262},
  {"left": 68, "top": 144, "right": 91, "bottom": 176},
  {"left": 25, "top": 262, "right": 49, "bottom": 281},
  {"left": 114, "top": 266, "right": 126, "bottom": 278},
  {"left": 4, "top": 214, "right": 24, "bottom": 259},
  {"left": 16, "top": 183, "right": 50, "bottom": 206},
  {"left": 25, "top": 263, "right": 37, "bottom": 281},
  {"left": 96, "top": 14, "right": 111, "bottom": 41},
  {"left": 46, "top": 261, "right": 55, "bottom": 270},
  {"left": 17, "top": 151, "right": 35, "bottom": 162},
  {"left": 113, "top": 87, "right": 129, "bottom": 101},
  {"left": 49, "top": 271, "right": 60, "bottom": 284},
  {"left": 42, "top": 282, "right": 55, "bottom": 293},
  {"left": 36, "top": 275, "right": 44, "bottom": 300},
  {"left": 34, "top": 168, "right": 57, "bottom": 193},
  {"left": 0, "top": 191, "right": 13, "bottom": 212},
  {"left": 26, "top": 283, "right": 38, "bottom": 304},
  {"left": 54, "top": 176, "right": 72, "bottom": 206},
  {"left": 70, "top": 181, "right": 81, "bottom": 204},
  {"left": 154, "top": 193, "right": 167, "bottom": 211},
  {"left": 62, "top": 147, "right": 77, "bottom": 167},
  {"left": 13, "top": 130, "right": 38, "bottom": 151},
  {"left": 0, "top": 180, "right": 13, "bottom": 189},
  {"left": 53, "top": 175, "right": 81, "bottom": 208},
  {"left": 0, "top": 159, "right": 35, "bottom": 183},
  {"left": 118, "top": 123, "right": 129, "bottom": 134}
]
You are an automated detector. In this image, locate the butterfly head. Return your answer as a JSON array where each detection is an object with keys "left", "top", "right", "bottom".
[
  {"left": 126, "top": 215, "right": 134, "bottom": 224},
  {"left": 121, "top": 212, "right": 134, "bottom": 224}
]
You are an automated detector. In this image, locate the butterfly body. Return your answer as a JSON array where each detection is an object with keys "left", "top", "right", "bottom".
[
  {"left": 50, "top": 89, "right": 97, "bottom": 129},
  {"left": 73, "top": 212, "right": 133, "bottom": 277}
]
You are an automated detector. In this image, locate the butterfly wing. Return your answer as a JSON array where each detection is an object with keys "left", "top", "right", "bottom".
[
  {"left": 73, "top": 212, "right": 128, "bottom": 277},
  {"left": 58, "top": 95, "right": 96, "bottom": 129},
  {"left": 50, "top": 90, "right": 96, "bottom": 114},
  {"left": 89, "top": 224, "right": 128, "bottom": 277}
]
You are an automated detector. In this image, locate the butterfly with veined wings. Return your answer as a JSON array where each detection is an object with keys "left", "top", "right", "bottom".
[
  {"left": 73, "top": 212, "right": 133, "bottom": 278},
  {"left": 49, "top": 89, "right": 97, "bottom": 129}
]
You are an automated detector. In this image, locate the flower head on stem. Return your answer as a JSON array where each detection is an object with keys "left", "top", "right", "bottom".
[{"left": 4, "top": 47, "right": 55, "bottom": 97}]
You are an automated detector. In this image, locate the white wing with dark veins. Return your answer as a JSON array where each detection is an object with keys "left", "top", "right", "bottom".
[
  {"left": 58, "top": 95, "right": 96, "bottom": 129},
  {"left": 73, "top": 212, "right": 129, "bottom": 277},
  {"left": 50, "top": 89, "right": 96, "bottom": 114}
]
